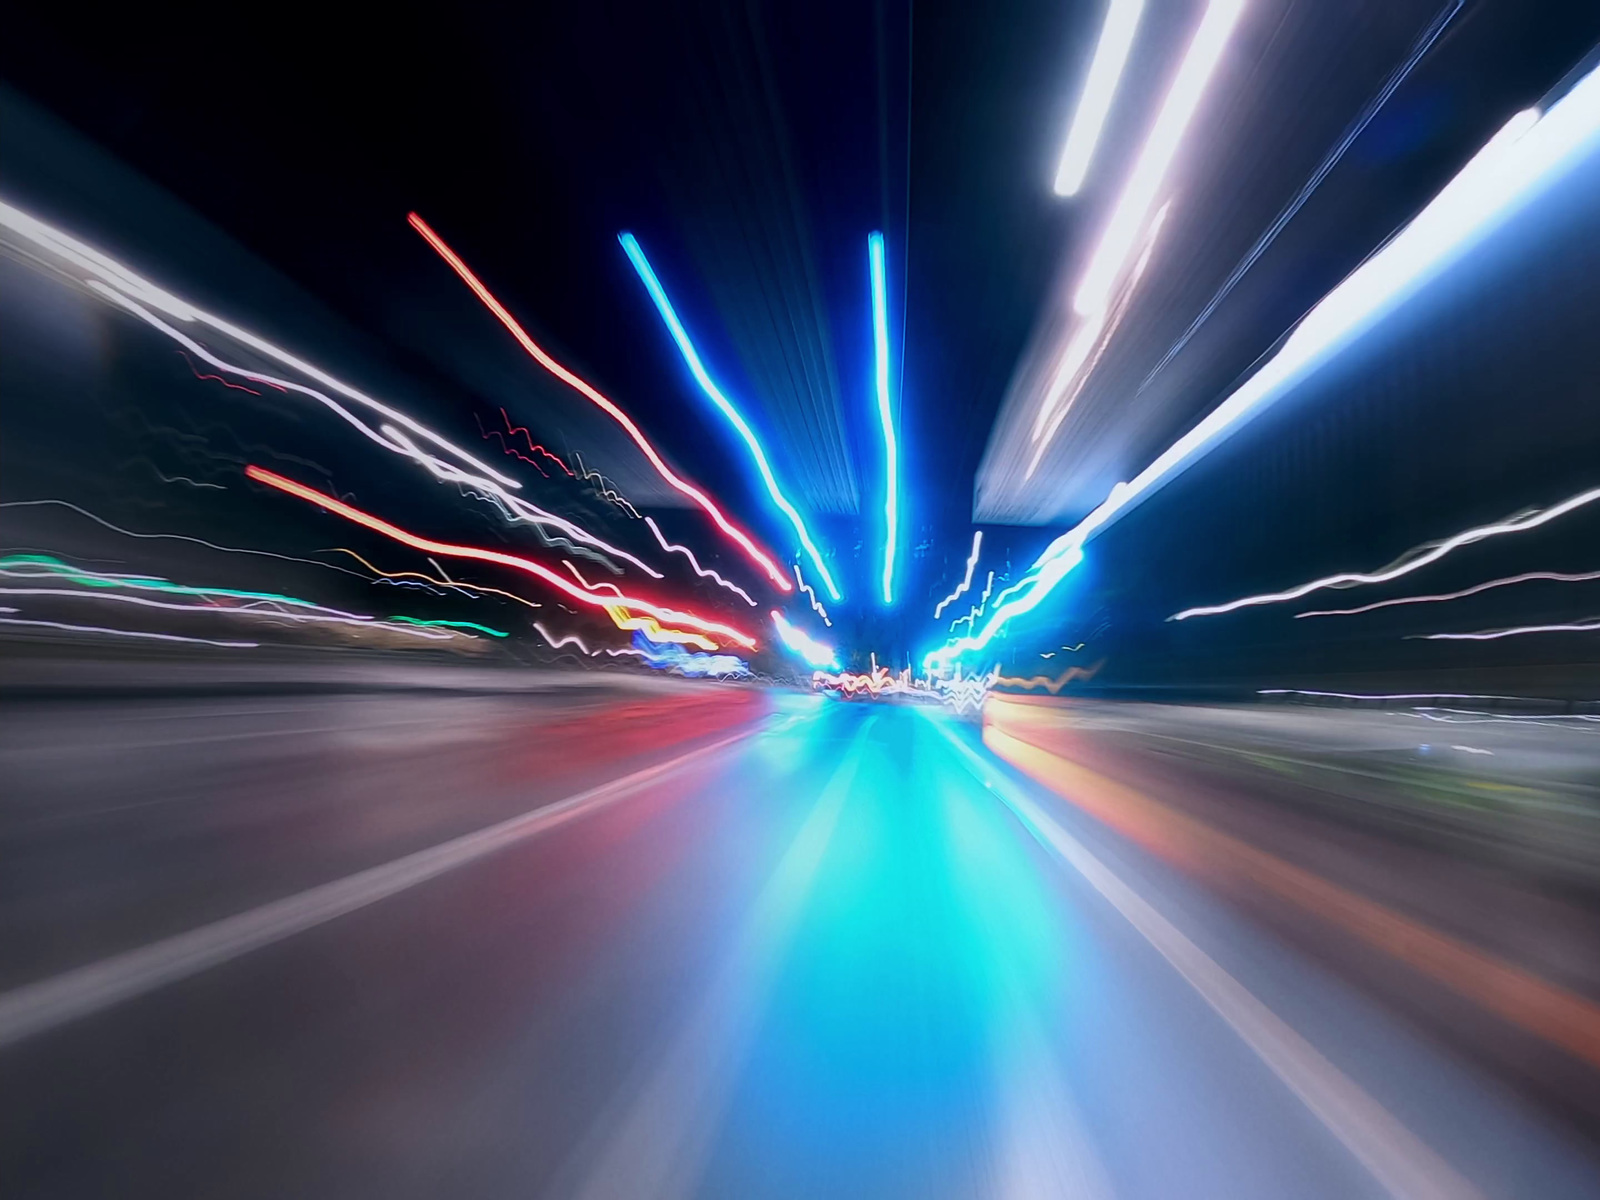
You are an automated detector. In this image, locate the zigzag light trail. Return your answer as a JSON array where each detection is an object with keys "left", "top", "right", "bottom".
[
  {"left": 793, "top": 565, "right": 832, "bottom": 627},
  {"left": 933, "top": 532, "right": 984, "bottom": 619},
  {"left": 52, "top": 262, "right": 658, "bottom": 580},
  {"left": 643, "top": 517, "right": 757, "bottom": 606},
  {"left": 1172, "top": 484, "right": 1600, "bottom": 621},
  {"left": 407, "top": 214, "right": 791, "bottom": 595},
  {"left": 246, "top": 467, "right": 756, "bottom": 648},
  {"left": 1295, "top": 569, "right": 1600, "bottom": 618},
  {"left": 618, "top": 231, "right": 839, "bottom": 601}
]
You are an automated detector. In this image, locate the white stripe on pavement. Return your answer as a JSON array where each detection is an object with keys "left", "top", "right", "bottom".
[
  {"left": 0, "top": 722, "right": 775, "bottom": 1048},
  {"left": 928, "top": 713, "right": 1483, "bottom": 1200}
]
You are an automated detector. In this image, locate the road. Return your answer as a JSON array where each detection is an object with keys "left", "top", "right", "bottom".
[{"left": 2, "top": 684, "right": 1598, "bottom": 1198}]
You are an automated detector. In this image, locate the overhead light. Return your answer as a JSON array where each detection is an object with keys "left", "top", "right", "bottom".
[
  {"left": 1074, "top": 0, "right": 1245, "bottom": 317},
  {"left": 1053, "top": 0, "right": 1146, "bottom": 197}
]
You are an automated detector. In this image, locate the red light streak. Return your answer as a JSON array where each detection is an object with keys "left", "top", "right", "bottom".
[
  {"left": 499, "top": 406, "right": 582, "bottom": 476},
  {"left": 245, "top": 466, "right": 756, "bottom": 648},
  {"left": 407, "top": 213, "right": 791, "bottom": 593}
]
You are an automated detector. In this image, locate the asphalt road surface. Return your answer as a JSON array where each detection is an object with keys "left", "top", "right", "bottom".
[{"left": 2, "top": 684, "right": 1598, "bottom": 1198}]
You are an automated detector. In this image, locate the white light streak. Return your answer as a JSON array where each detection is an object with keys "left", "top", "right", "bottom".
[
  {"left": 532, "top": 622, "right": 593, "bottom": 654},
  {"left": 793, "top": 564, "right": 832, "bottom": 627},
  {"left": 1296, "top": 570, "right": 1600, "bottom": 618},
  {"left": 1257, "top": 689, "right": 1534, "bottom": 702},
  {"left": 643, "top": 517, "right": 757, "bottom": 606},
  {"left": 0, "top": 200, "right": 518, "bottom": 487},
  {"left": 0, "top": 201, "right": 668, "bottom": 582},
  {"left": 1073, "top": 0, "right": 1244, "bottom": 317},
  {"left": 1174, "top": 484, "right": 1600, "bottom": 620},
  {"left": 934, "top": 532, "right": 984, "bottom": 619},
  {"left": 1417, "top": 619, "right": 1600, "bottom": 641},
  {"left": 0, "top": 616, "right": 258, "bottom": 648},
  {"left": 1054, "top": 0, "right": 1146, "bottom": 196}
]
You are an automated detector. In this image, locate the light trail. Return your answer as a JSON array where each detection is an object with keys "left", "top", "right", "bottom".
[
  {"left": 1172, "top": 484, "right": 1600, "bottom": 620},
  {"left": 0, "top": 587, "right": 467, "bottom": 640},
  {"left": 0, "top": 556, "right": 486, "bottom": 641},
  {"left": 993, "top": 661, "right": 1103, "bottom": 694},
  {"left": 571, "top": 453, "right": 642, "bottom": 518},
  {"left": 813, "top": 666, "right": 895, "bottom": 697},
  {"left": 1258, "top": 689, "right": 1540, "bottom": 702},
  {"left": 617, "top": 231, "right": 839, "bottom": 600},
  {"left": 770, "top": 610, "right": 837, "bottom": 670},
  {"left": 793, "top": 565, "right": 832, "bottom": 626},
  {"left": 559, "top": 558, "right": 720, "bottom": 649},
  {"left": 0, "top": 616, "right": 258, "bottom": 648},
  {"left": 933, "top": 532, "right": 984, "bottom": 619},
  {"left": 75, "top": 274, "right": 653, "bottom": 578},
  {"left": 868, "top": 231, "right": 899, "bottom": 605},
  {"left": 1295, "top": 569, "right": 1600, "bottom": 618},
  {"left": 2, "top": 554, "right": 379, "bottom": 619},
  {"left": 1053, "top": 0, "right": 1145, "bottom": 197},
  {"left": 490, "top": 407, "right": 574, "bottom": 476},
  {"left": 0, "top": 200, "right": 519, "bottom": 490},
  {"left": 643, "top": 517, "right": 758, "bottom": 606},
  {"left": 407, "top": 213, "right": 790, "bottom": 593},
  {"left": 375, "top": 424, "right": 655, "bottom": 577},
  {"left": 387, "top": 616, "right": 507, "bottom": 637},
  {"left": 930, "top": 65, "right": 1600, "bottom": 670},
  {"left": 1139, "top": 0, "right": 1464, "bottom": 391},
  {"left": 951, "top": 570, "right": 997, "bottom": 635},
  {"left": 246, "top": 466, "right": 757, "bottom": 648},
  {"left": 331, "top": 549, "right": 539, "bottom": 606},
  {"left": 632, "top": 631, "right": 750, "bottom": 678},
  {"left": 930, "top": 666, "right": 997, "bottom": 714},
  {"left": 1072, "top": 0, "right": 1244, "bottom": 319},
  {"left": 0, "top": 499, "right": 371, "bottom": 581},
  {"left": 1416, "top": 619, "right": 1600, "bottom": 642},
  {"left": 532, "top": 622, "right": 594, "bottom": 654},
  {"left": 1029, "top": 201, "right": 1171, "bottom": 463}
]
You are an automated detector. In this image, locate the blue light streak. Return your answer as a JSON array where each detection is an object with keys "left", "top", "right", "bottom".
[
  {"left": 618, "top": 232, "right": 842, "bottom": 601},
  {"left": 771, "top": 609, "right": 837, "bottom": 670},
  {"left": 868, "top": 231, "right": 899, "bottom": 606}
]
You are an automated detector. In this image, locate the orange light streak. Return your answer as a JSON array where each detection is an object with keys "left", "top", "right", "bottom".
[
  {"left": 246, "top": 466, "right": 756, "bottom": 648},
  {"left": 407, "top": 213, "right": 791, "bottom": 593}
]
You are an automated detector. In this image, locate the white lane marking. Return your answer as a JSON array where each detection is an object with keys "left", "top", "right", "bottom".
[
  {"left": 0, "top": 720, "right": 788, "bottom": 1049},
  {"left": 928, "top": 714, "right": 1483, "bottom": 1200}
]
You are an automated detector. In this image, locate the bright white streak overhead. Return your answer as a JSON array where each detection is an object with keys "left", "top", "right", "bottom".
[
  {"left": 932, "top": 71, "right": 1600, "bottom": 669},
  {"left": 1073, "top": 0, "right": 1244, "bottom": 317},
  {"left": 1054, "top": 0, "right": 1145, "bottom": 197}
]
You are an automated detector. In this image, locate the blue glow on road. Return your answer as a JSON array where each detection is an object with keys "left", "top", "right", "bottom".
[
  {"left": 619, "top": 232, "right": 842, "bottom": 601},
  {"left": 868, "top": 232, "right": 899, "bottom": 606}
]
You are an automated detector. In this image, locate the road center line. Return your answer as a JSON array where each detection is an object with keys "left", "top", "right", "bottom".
[{"left": 0, "top": 718, "right": 784, "bottom": 1049}]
